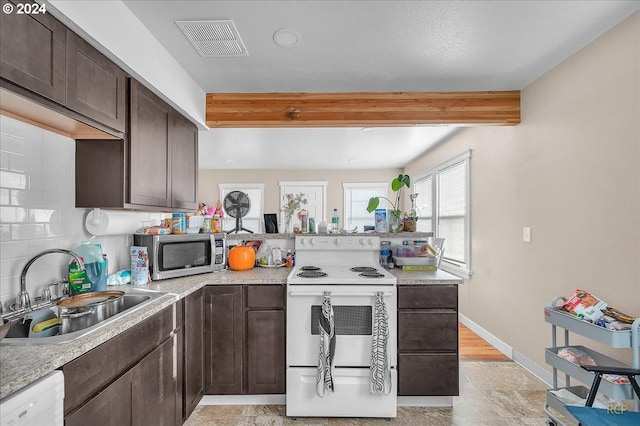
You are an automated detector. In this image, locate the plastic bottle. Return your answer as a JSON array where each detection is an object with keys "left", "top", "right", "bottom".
[
  {"left": 331, "top": 209, "right": 340, "bottom": 233},
  {"left": 300, "top": 210, "right": 308, "bottom": 233},
  {"left": 96, "top": 254, "right": 108, "bottom": 291},
  {"left": 69, "top": 238, "right": 105, "bottom": 295}
]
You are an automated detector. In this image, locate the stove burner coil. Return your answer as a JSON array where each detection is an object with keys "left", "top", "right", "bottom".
[
  {"left": 359, "top": 272, "right": 385, "bottom": 278},
  {"left": 350, "top": 266, "right": 378, "bottom": 273},
  {"left": 300, "top": 266, "right": 322, "bottom": 271},
  {"left": 297, "top": 271, "right": 328, "bottom": 278}
]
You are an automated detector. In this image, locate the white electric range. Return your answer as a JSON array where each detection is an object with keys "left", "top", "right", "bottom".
[{"left": 286, "top": 235, "right": 397, "bottom": 419}]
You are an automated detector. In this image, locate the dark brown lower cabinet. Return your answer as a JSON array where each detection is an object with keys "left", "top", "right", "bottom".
[
  {"left": 397, "top": 285, "right": 459, "bottom": 396},
  {"left": 204, "top": 285, "right": 244, "bottom": 394},
  {"left": 247, "top": 310, "right": 285, "bottom": 394},
  {"left": 63, "top": 305, "right": 179, "bottom": 426},
  {"left": 137, "top": 337, "right": 177, "bottom": 426},
  {"left": 204, "top": 285, "right": 285, "bottom": 395},
  {"left": 65, "top": 368, "right": 135, "bottom": 426},
  {"left": 183, "top": 289, "right": 204, "bottom": 419}
]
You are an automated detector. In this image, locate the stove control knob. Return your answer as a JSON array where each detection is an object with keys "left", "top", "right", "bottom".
[
  {"left": 359, "top": 238, "right": 365, "bottom": 245},
  {"left": 334, "top": 238, "right": 342, "bottom": 245},
  {"left": 300, "top": 238, "right": 307, "bottom": 246},
  {"left": 309, "top": 238, "right": 315, "bottom": 245}
]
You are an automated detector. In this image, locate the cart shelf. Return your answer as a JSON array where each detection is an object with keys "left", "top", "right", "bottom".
[
  {"left": 545, "top": 345, "right": 635, "bottom": 401},
  {"left": 545, "top": 386, "right": 590, "bottom": 424},
  {"left": 544, "top": 307, "right": 634, "bottom": 348}
]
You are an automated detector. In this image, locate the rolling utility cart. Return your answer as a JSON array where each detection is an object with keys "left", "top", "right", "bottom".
[{"left": 543, "top": 296, "right": 640, "bottom": 426}]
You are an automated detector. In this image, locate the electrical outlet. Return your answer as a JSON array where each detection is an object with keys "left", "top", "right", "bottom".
[{"left": 522, "top": 226, "right": 531, "bottom": 243}]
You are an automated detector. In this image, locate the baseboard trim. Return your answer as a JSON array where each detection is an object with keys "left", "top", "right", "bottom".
[
  {"left": 458, "top": 313, "right": 555, "bottom": 388},
  {"left": 458, "top": 313, "right": 513, "bottom": 359},
  {"left": 200, "top": 395, "right": 286, "bottom": 405},
  {"left": 398, "top": 396, "right": 453, "bottom": 407},
  {"left": 513, "top": 349, "right": 557, "bottom": 388}
]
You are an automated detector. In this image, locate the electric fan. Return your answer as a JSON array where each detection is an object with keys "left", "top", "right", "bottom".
[{"left": 223, "top": 191, "right": 253, "bottom": 233}]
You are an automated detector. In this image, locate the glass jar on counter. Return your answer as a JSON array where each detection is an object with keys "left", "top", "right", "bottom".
[
  {"left": 172, "top": 213, "right": 186, "bottom": 234},
  {"left": 212, "top": 214, "right": 222, "bottom": 233}
]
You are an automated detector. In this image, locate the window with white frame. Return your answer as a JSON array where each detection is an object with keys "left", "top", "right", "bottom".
[
  {"left": 413, "top": 150, "right": 471, "bottom": 278},
  {"left": 219, "top": 183, "right": 264, "bottom": 233},
  {"left": 343, "top": 183, "right": 388, "bottom": 232},
  {"left": 279, "top": 181, "right": 327, "bottom": 231}
]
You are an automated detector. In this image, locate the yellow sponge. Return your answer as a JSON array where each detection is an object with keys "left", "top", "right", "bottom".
[{"left": 31, "top": 317, "right": 61, "bottom": 333}]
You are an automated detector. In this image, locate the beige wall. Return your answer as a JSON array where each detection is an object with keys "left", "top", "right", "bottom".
[
  {"left": 405, "top": 12, "right": 640, "bottom": 368},
  {"left": 198, "top": 168, "right": 402, "bottom": 222}
]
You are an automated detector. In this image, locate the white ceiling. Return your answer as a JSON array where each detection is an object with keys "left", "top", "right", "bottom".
[{"left": 121, "top": 0, "right": 640, "bottom": 170}]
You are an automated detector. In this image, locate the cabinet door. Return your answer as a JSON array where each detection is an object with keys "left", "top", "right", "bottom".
[
  {"left": 247, "top": 310, "right": 285, "bottom": 394},
  {"left": 398, "top": 310, "right": 458, "bottom": 352},
  {"left": 247, "top": 285, "right": 284, "bottom": 309},
  {"left": 204, "top": 286, "right": 243, "bottom": 394},
  {"left": 129, "top": 79, "right": 171, "bottom": 207},
  {"left": 170, "top": 110, "right": 198, "bottom": 210},
  {"left": 134, "top": 337, "right": 177, "bottom": 426},
  {"left": 65, "top": 368, "right": 135, "bottom": 426},
  {"left": 398, "top": 285, "right": 457, "bottom": 309},
  {"left": 184, "top": 289, "right": 204, "bottom": 418},
  {"left": 398, "top": 354, "right": 459, "bottom": 396},
  {"left": 0, "top": 0, "right": 66, "bottom": 104},
  {"left": 66, "top": 31, "right": 127, "bottom": 132},
  {"left": 76, "top": 139, "right": 125, "bottom": 208}
]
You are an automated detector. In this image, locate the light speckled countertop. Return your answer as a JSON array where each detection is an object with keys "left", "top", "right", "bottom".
[{"left": 0, "top": 266, "right": 460, "bottom": 399}]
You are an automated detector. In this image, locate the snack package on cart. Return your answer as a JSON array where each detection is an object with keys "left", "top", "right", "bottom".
[{"left": 561, "top": 289, "right": 608, "bottom": 322}]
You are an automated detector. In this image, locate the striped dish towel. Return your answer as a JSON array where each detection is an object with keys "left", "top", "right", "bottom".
[
  {"left": 317, "top": 292, "right": 336, "bottom": 397},
  {"left": 370, "top": 291, "right": 391, "bottom": 394}
]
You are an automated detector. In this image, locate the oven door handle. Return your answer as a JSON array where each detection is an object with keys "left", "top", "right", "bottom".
[{"left": 288, "top": 290, "right": 395, "bottom": 297}]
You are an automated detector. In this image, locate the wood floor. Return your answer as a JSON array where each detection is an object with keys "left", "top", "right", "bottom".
[{"left": 458, "top": 322, "right": 510, "bottom": 361}]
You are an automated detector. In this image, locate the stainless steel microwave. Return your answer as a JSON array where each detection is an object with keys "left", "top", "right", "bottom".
[{"left": 133, "top": 233, "right": 226, "bottom": 280}]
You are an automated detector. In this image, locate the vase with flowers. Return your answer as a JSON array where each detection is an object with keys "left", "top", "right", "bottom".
[{"left": 281, "top": 193, "right": 307, "bottom": 233}]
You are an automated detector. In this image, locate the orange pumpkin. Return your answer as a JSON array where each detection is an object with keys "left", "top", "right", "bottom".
[{"left": 228, "top": 246, "right": 256, "bottom": 271}]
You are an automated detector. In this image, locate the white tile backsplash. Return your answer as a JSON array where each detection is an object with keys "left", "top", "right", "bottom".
[{"left": 0, "top": 115, "right": 133, "bottom": 311}]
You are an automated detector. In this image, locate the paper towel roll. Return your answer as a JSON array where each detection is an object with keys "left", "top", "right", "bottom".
[{"left": 85, "top": 209, "right": 141, "bottom": 236}]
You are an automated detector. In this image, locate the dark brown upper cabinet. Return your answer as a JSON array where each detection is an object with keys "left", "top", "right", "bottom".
[
  {"left": 170, "top": 109, "right": 198, "bottom": 209},
  {"left": 66, "top": 30, "right": 127, "bottom": 133},
  {"left": 0, "top": 0, "right": 66, "bottom": 104},
  {"left": 129, "top": 79, "right": 198, "bottom": 210},
  {"left": 129, "top": 79, "right": 172, "bottom": 207}
]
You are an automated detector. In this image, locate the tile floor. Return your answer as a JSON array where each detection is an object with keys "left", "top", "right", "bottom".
[{"left": 184, "top": 360, "right": 555, "bottom": 426}]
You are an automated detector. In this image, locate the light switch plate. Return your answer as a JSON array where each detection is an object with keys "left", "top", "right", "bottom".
[{"left": 523, "top": 226, "right": 531, "bottom": 243}]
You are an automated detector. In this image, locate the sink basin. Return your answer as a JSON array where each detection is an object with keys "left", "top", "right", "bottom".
[{"left": 0, "top": 290, "right": 170, "bottom": 345}]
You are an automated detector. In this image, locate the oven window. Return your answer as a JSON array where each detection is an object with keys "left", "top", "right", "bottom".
[
  {"left": 310, "top": 305, "right": 372, "bottom": 335},
  {"left": 159, "top": 241, "right": 210, "bottom": 270}
]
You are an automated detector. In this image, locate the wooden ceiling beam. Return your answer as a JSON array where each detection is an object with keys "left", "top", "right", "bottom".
[{"left": 205, "top": 91, "right": 520, "bottom": 127}]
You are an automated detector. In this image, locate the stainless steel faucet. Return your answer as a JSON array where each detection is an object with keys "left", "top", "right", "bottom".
[{"left": 18, "top": 249, "right": 85, "bottom": 310}]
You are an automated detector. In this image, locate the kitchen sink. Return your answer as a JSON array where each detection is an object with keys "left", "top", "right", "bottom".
[{"left": 0, "top": 290, "right": 171, "bottom": 345}]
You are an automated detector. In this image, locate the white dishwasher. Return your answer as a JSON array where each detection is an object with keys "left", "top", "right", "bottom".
[{"left": 0, "top": 370, "right": 64, "bottom": 426}]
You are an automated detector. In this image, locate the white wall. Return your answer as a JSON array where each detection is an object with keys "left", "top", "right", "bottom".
[
  {"left": 0, "top": 116, "right": 162, "bottom": 311},
  {"left": 405, "top": 12, "right": 640, "bottom": 368}
]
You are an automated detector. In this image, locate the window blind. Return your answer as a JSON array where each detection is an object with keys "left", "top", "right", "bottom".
[{"left": 438, "top": 161, "right": 467, "bottom": 265}]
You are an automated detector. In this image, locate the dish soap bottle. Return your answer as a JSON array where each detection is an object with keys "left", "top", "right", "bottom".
[{"left": 69, "top": 237, "right": 105, "bottom": 295}]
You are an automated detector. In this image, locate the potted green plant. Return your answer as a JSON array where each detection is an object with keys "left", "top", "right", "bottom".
[{"left": 366, "top": 174, "right": 411, "bottom": 232}]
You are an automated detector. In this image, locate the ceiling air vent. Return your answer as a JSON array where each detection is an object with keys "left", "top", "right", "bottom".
[{"left": 175, "top": 20, "right": 248, "bottom": 57}]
